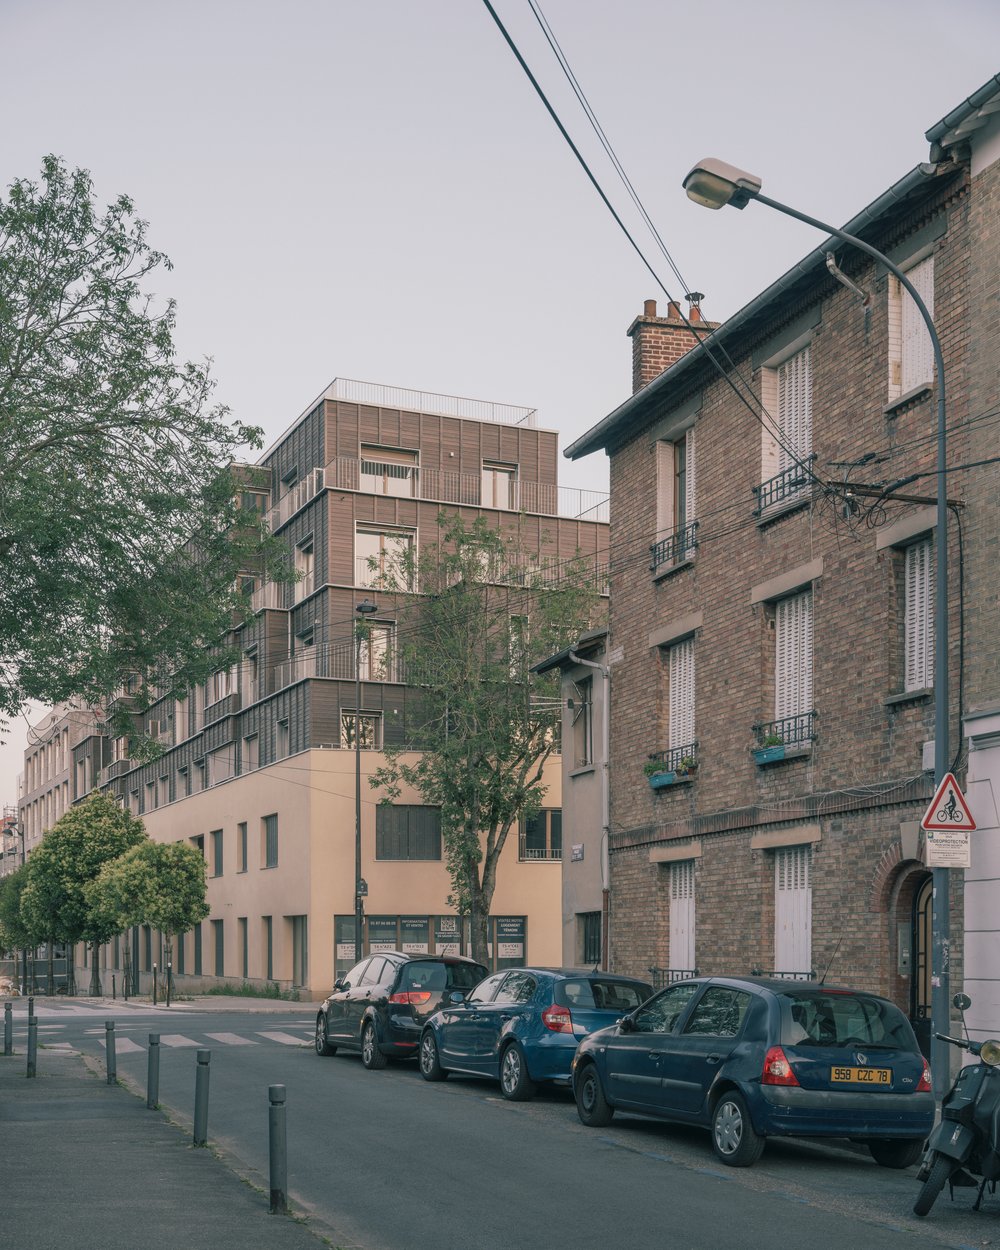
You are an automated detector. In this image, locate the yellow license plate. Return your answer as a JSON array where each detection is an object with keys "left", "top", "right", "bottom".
[{"left": 830, "top": 1066, "right": 891, "bottom": 1085}]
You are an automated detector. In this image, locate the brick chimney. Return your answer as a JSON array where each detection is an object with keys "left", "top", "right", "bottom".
[{"left": 627, "top": 294, "right": 718, "bottom": 394}]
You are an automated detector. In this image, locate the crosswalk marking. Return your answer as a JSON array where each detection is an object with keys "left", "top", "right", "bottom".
[
  {"left": 205, "top": 1032, "right": 257, "bottom": 1046},
  {"left": 99, "top": 1037, "right": 144, "bottom": 1054},
  {"left": 159, "top": 1034, "right": 201, "bottom": 1048},
  {"left": 256, "top": 1031, "right": 311, "bottom": 1046}
]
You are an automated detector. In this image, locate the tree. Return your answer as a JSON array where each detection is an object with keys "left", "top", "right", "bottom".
[
  {"left": 0, "top": 156, "right": 288, "bottom": 732},
  {"left": 0, "top": 864, "right": 44, "bottom": 992},
  {"left": 88, "top": 839, "right": 208, "bottom": 1003},
  {"left": 369, "top": 514, "right": 601, "bottom": 964},
  {"left": 20, "top": 792, "right": 147, "bottom": 994}
]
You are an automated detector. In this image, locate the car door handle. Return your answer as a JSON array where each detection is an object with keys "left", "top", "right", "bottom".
[
  {"left": 707, "top": 1054, "right": 722, "bottom": 1064},
  {"left": 500, "top": 1013, "right": 513, "bottom": 1022},
  {"left": 647, "top": 1052, "right": 661, "bottom": 1062}
]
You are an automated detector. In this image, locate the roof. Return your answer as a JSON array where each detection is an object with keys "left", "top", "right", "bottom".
[
  {"left": 565, "top": 161, "right": 949, "bottom": 461},
  {"left": 530, "top": 626, "right": 609, "bottom": 675},
  {"left": 926, "top": 72, "right": 1000, "bottom": 156}
]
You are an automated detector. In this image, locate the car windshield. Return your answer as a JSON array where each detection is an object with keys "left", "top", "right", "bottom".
[
  {"left": 778, "top": 990, "right": 915, "bottom": 1049},
  {"left": 559, "top": 979, "right": 648, "bottom": 1011}
]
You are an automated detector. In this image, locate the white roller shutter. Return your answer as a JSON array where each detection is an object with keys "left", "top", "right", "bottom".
[
  {"left": 669, "top": 860, "right": 696, "bottom": 972},
  {"left": 777, "top": 346, "right": 812, "bottom": 473},
  {"left": 901, "top": 257, "right": 935, "bottom": 393},
  {"left": 774, "top": 845, "right": 812, "bottom": 975},
  {"left": 668, "top": 637, "right": 695, "bottom": 749},
  {"left": 905, "top": 539, "right": 934, "bottom": 690},
  {"left": 775, "top": 591, "right": 813, "bottom": 723}
]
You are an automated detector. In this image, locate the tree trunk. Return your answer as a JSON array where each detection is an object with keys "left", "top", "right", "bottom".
[
  {"left": 88, "top": 941, "right": 102, "bottom": 997},
  {"left": 468, "top": 881, "right": 490, "bottom": 966},
  {"left": 66, "top": 943, "right": 76, "bottom": 996}
]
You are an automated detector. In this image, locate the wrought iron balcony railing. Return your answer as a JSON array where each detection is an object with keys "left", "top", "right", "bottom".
[
  {"left": 646, "top": 742, "right": 698, "bottom": 773},
  {"left": 753, "top": 712, "right": 816, "bottom": 750},
  {"left": 752, "top": 454, "right": 817, "bottom": 515},
  {"left": 650, "top": 522, "right": 698, "bottom": 575},
  {"left": 648, "top": 967, "right": 699, "bottom": 990}
]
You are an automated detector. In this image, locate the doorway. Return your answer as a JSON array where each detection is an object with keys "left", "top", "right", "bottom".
[{"left": 911, "top": 874, "right": 932, "bottom": 1056}]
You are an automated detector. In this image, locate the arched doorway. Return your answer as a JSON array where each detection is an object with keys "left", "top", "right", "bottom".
[{"left": 910, "top": 874, "right": 933, "bottom": 1057}]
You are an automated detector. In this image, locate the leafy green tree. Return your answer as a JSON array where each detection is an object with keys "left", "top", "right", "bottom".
[
  {"left": 370, "top": 514, "right": 601, "bottom": 964},
  {"left": 0, "top": 156, "right": 288, "bottom": 732},
  {"left": 20, "top": 792, "right": 147, "bottom": 994},
  {"left": 0, "top": 864, "right": 45, "bottom": 992},
  {"left": 89, "top": 839, "right": 209, "bottom": 1000}
]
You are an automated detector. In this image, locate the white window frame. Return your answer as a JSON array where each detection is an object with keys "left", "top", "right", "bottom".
[
  {"left": 760, "top": 343, "right": 812, "bottom": 504},
  {"left": 294, "top": 539, "right": 315, "bottom": 603},
  {"left": 355, "top": 527, "right": 416, "bottom": 591},
  {"left": 482, "top": 461, "right": 517, "bottom": 510},
  {"left": 654, "top": 425, "right": 697, "bottom": 566},
  {"left": 340, "top": 711, "right": 383, "bottom": 750},
  {"left": 889, "top": 254, "right": 935, "bottom": 399},
  {"left": 774, "top": 845, "right": 812, "bottom": 975},
  {"left": 904, "top": 538, "right": 934, "bottom": 691},
  {"left": 360, "top": 445, "right": 418, "bottom": 498},
  {"left": 669, "top": 860, "right": 696, "bottom": 972},
  {"left": 775, "top": 590, "right": 813, "bottom": 723},
  {"left": 358, "top": 621, "right": 397, "bottom": 682},
  {"left": 667, "top": 637, "right": 695, "bottom": 750}
]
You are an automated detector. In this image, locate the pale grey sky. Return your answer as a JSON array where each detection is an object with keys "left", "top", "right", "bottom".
[{"left": 2, "top": 0, "right": 998, "bottom": 799}]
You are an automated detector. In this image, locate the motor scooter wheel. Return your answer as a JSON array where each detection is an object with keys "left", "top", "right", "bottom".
[{"left": 913, "top": 1152, "right": 954, "bottom": 1217}]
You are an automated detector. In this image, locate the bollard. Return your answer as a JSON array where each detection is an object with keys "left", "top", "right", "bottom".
[
  {"left": 166, "top": 962, "right": 172, "bottom": 1009},
  {"left": 193, "top": 1049, "right": 210, "bottom": 1147},
  {"left": 105, "top": 1020, "right": 117, "bottom": 1085},
  {"left": 146, "top": 1033, "right": 160, "bottom": 1110},
  {"left": 26, "top": 1017, "right": 37, "bottom": 1078},
  {"left": 152, "top": 963, "right": 158, "bottom": 1007},
  {"left": 268, "top": 1085, "right": 288, "bottom": 1214},
  {"left": 112, "top": 974, "right": 116, "bottom": 1001},
  {"left": 4, "top": 1002, "right": 11, "bottom": 1056},
  {"left": 27, "top": 995, "right": 34, "bottom": 1021}
]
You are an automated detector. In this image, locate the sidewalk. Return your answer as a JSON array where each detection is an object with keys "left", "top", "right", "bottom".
[{"left": 0, "top": 1045, "right": 332, "bottom": 1250}]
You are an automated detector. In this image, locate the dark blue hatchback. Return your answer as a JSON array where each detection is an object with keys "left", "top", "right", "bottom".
[
  {"left": 419, "top": 967, "right": 652, "bottom": 1100},
  {"left": 572, "top": 976, "right": 934, "bottom": 1168}
]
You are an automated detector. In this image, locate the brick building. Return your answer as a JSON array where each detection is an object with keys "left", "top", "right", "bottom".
[
  {"left": 56, "top": 378, "right": 607, "bottom": 998},
  {"left": 566, "top": 74, "right": 1000, "bottom": 1046}
]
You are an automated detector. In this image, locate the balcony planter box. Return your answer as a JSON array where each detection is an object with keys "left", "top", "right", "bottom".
[
  {"left": 753, "top": 745, "right": 786, "bottom": 766},
  {"left": 648, "top": 770, "right": 677, "bottom": 790}
]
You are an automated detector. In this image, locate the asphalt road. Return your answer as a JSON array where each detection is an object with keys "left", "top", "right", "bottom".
[{"left": 16, "top": 1000, "right": 997, "bottom": 1250}]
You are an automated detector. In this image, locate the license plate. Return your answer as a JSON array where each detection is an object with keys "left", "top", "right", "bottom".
[{"left": 830, "top": 1066, "right": 891, "bottom": 1085}]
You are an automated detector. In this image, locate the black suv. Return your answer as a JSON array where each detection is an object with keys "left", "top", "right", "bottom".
[{"left": 315, "top": 951, "right": 489, "bottom": 1068}]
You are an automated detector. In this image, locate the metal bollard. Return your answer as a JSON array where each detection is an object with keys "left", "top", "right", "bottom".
[
  {"left": 146, "top": 1033, "right": 160, "bottom": 1109},
  {"left": 112, "top": 974, "right": 116, "bottom": 1001},
  {"left": 27, "top": 995, "right": 34, "bottom": 1021},
  {"left": 26, "top": 1017, "right": 37, "bottom": 1078},
  {"left": 152, "top": 963, "right": 158, "bottom": 1007},
  {"left": 193, "top": 1049, "right": 210, "bottom": 1146},
  {"left": 166, "top": 962, "right": 172, "bottom": 1009},
  {"left": 268, "top": 1085, "right": 288, "bottom": 1214},
  {"left": 4, "top": 1002, "right": 11, "bottom": 1056},
  {"left": 105, "top": 1020, "right": 117, "bottom": 1084}
]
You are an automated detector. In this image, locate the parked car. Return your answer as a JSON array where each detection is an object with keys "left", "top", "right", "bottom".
[
  {"left": 571, "top": 975, "right": 934, "bottom": 1168},
  {"left": 315, "top": 951, "right": 488, "bottom": 1068},
  {"left": 418, "top": 967, "right": 653, "bottom": 1100}
]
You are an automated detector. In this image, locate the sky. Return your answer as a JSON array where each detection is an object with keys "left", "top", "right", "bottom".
[{"left": 2, "top": 0, "right": 998, "bottom": 802}]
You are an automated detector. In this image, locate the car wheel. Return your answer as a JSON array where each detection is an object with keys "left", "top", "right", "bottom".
[
  {"left": 360, "top": 1020, "right": 387, "bottom": 1070},
  {"left": 711, "top": 1091, "right": 765, "bottom": 1167},
  {"left": 575, "top": 1063, "right": 614, "bottom": 1127},
  {"left": 419, "top": 1030, "right": 448, "bottom": 1081},
  {"left": 868, "top": 1138, "right": 925, "bottom": 1169},
  {"left": 315, "top": 1014, "right": 336, "bottom": 1057},
  {"left": 499, "top": 1042, "right": 536, "bottom": 1101}
]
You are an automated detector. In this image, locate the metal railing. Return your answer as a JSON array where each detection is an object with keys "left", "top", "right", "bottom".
[
  {"left": 268, "top": 468, "right": 324, "bottom": 530},
  {"left": 753, "top": 712, "right": 816, "bottom": 749},
  {"left": 751, "top": 968, "right": 816, "bottom": 981},
  {"left": 649, "top": 521, "right": 698, "bottom": 575},
  {"left": 251, "top": 581, "right": 285, "bottom": 612},
  {"left": 752, "top": 454, "right": 817, "bottom": 514},
  {"left": 326, "top": 377, "right": 537, "bottom": 427},
  {"left": 518, "top": 837, "right": 562, "bottom": 861},
  {"left": 649, "top": 967, "right": 699, "bottom": 990},
  {"left": 293, "top": 570, "right": 315, "bottom": 603},
  {"left": 274, "top": 646, "right": 318, "bottom": 690},
  {"left": 646, "top": 743, "right": 698, "bottom": 773}
]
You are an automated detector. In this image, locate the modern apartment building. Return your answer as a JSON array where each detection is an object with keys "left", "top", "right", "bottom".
[
  {"left": 565, "top": 74, "right": 1000, "bottom": 1045},
  {"left": 65, "top": 379, "right": 607, "bottom": 998}
]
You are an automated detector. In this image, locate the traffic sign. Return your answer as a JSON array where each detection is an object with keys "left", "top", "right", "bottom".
[{"left": 921, "top": 772, "right": 977, "bottom": 832}]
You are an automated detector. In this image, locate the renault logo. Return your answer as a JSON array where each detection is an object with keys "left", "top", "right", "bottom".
[{"left": 856, "top": 1053, "right": 868, "bottom": 1065}]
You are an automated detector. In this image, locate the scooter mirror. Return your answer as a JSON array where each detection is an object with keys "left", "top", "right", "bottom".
[{"left": 953, "top": 992, "right": 972, "bottom": 1011}]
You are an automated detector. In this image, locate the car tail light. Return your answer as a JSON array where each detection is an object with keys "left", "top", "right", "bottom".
[
  {"left": 389, "top": 991, "right": 433, "bottom": 1006},
  {"left": 542, "top": 1004, "right": 574, "bottom": 1033},
  {"left": 916, "top": 1057, "right": 932, "bottom": 1092},
  {"left": 761, "top": 1045, "right": 800, "bottom": 1086}
]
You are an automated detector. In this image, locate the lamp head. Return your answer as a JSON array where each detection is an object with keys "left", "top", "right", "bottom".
[
  {"left": 683, "top": 158, "right": 763, "bottom": 210},
  {"left": 355, "top": 598, "right": 378, "bottom": 616}
]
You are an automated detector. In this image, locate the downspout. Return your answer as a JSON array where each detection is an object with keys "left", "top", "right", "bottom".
[{"left": 569, "top": 650, "right": 610, "bottom": 969}]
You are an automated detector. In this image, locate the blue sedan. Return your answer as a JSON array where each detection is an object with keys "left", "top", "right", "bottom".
[{"left": 418, "top": 967, "right": 652, "bottom": 1100}]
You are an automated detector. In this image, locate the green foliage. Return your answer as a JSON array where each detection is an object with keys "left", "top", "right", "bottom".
[
  {"left": 370, "top": 513, "right": 602, "bottom": 961},
  {"left": 0, "top": 864, "right": 40, "bottom": 950},
  {"left": 88, "top": 839, "right": 209, "bottom": 940},
  {"left": 202, "top": 980, "right": 299, "bottom": 1001},
  {"left": 643, "top": 758, "right": 669, "bottom": 777},
  {"left": 0, "top": 156, "right": 289, "bottom": 726}
]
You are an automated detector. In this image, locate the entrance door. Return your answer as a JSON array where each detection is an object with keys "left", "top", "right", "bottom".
[{"left": 911, "top": 875, "right": 932, "bottom": 1057}]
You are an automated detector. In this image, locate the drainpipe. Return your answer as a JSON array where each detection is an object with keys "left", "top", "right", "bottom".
[{"left": 569, "top": 650, "right": 610, "bottom": 969}]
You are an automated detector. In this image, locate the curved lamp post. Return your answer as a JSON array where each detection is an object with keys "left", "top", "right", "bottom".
[
  {"left": 684, "top": 159, "right": 950, "bottom": 1094},
  {"left": 354, "top": 598, "right": 379, "bottom": 961}
]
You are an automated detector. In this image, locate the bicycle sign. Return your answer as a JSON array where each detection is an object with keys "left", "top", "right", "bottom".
[{"left": 921, "top": 772, "right": 977, "bottom": 833}]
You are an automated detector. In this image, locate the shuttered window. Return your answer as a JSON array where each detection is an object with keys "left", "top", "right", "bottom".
[
  {"left": 777, "top": 346, "right": 812, "bottom": 473},
  {"left": 905, "top": 539, "right": 934, "bottom": 691},
  {"left": 901, "top": 257, "right": 935, "bottom": 393},
  {"left": 668, "top": 637, "right": 695, "bottom": 749},
  {"left": 775, "top": 591, "right": 813, "bottom": 722},
  {"left": 375, "top": 805, "right": 442, "bottom": 860},
  {"left": 774, "top": 846, "right": 812, "bottom": 974},
  {"left": 669, "top": 860, "right": 696, "bottom": 972}
]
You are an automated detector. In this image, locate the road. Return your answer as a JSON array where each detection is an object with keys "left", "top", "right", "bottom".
[{"left": 10, "top": 998, "right": 995, "bottom": 1250}]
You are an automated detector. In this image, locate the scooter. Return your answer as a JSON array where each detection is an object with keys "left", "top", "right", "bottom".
[{"left": 913, "top": 993, "right": 1000, "bottom": 1218}]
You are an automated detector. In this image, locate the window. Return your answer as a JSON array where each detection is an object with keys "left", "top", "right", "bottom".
[
  {"left": 212, "top": 919, "right": 224, "bottom": 977},
  {"left": 241, "top": 652, "right": 259, "bottom": 705},
  {"left": 634, "top": 982, "right": 699, "bottom": 1033},
  {"left": 193, "top": 922, "right": 203, "bottom": 976},
  {"left": 157, "top": 775, "right": 169, "bottom": 807},
  {"left": 775, "top": 590, "right": 813, "bottom": 737},
  {"left": 177, "top": 766, "right": 191, "bottom": 798},
  {"left": 340, "top": 711, "right": 382, "bottom": 749},
  {"left": 580, "top": 911, "right": 601, "bottom": 965},
  {"left": 176, "top": 931, "right": 185, "bottom": 975},
  {"left": 667, "top": 637, "right": 695, "bottom": 751},
  {"left": 571, "top": 677, "right": 593, "bottom": 768},
  {"left": 467, "top": 972, "right": 506, "bottom": 1005},
  {"left": 209, "top": 666, "right": 235, "bottom": 705},
  {"left": 759, "top": 345, "right": 812, "bottom": 509},
  {"left": 493, "top": 971, "right": 537, "bottom": 1005},
  {"left": 237, "top": 822, "right": 248, "bottom": 873},
  {"left": 652, "top": 428, "right": 697, "bottom": 571},
  {"left": 291, "top": 916, "right": 308, "bottom": 987},
  {"left": 360, "top": 446, "right": 418, "bottom": 498},
  {"left": 669, "top": 860, "right": 695, "bottom": 972},
  {"left": 263, "top": 814, "right": 278, "bottom": 868},
  {"left": 482, "top": 461, "right": 517, "bottom": 510},
  {"left": 262, "top": 915, "right": 273, "bottom": 980},
  {"left": 683, "top": 986, "right": 751, "bottom": 1037},
  {"left": 210, "top": 829, "right": 223, "bottom": 877},
  {"left": 191, "top": 834, "right": 205, "bottom": 859},
  {"left": 242, "top": 734, "right": 259, "bottom": 772},
  {"left": 775, "top": 845, "right": 812, "bottom": 975},
  {"left": 145, "top": 780, "right": 155, "bottom": 811},
  {"left": 240, "top": 489, "right": 269, "bottom": 514},
  {"left": 358, "top": 622, "right": 397, "bottom": 681},
  {"left": 356, "top": 527, "right": 415, "bottom": 591},
  {"left": 905, "top": 538, "right": 934, "bottom": 691},
  {"left": 276, "top": 719, "right": 290, "bottom": 759},
  {"left": 889, "top": 255, "right": 935, "bottom": 398},
  {"left": 294, "top": 539, "right": 315, "bottom": 603},
  {"left": 376, "top": 806, "right": 442, "bottom": 860},
  {"left": 520, "top": 810, "right": 562, "bottom": 860},
  {"left": 238, "top": 917, "right": 248, "bottom": 978},
  {"left": 508, "top": 614, "right": 528, "bottom": 676},
  {"left": 207, "top": 745, "right": 234, "bottom": 786}
]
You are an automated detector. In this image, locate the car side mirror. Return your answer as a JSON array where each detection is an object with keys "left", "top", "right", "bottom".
[
  {"left": 618, "top": 1015, "right": 634, "bottom": 1033},
  {"left": 334, "top": 979, "right": 347, "bottom": 992},
  {"left": 449, "top": 990, "right": 466, "bottom": 1004}
]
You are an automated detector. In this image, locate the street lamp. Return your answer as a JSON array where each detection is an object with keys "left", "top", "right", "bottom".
[
  {"left": 354, "top": 598, "right": 379, "bottom": 961},
  {"left": 684, "top": 159, "right": 951, "bottom": 1094}
]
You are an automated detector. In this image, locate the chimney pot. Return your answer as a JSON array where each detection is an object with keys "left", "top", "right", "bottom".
[
  {"left": 643, "top": 299, "right": 657, "bottom": 318},
  {"left": 667, "top": 301, "right": 682, "bottom": 320}
]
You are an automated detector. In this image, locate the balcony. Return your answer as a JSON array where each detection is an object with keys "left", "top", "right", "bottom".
[
  {"left": 275, "top": 645, "right": 318, "bottom": 690},
  {"left": 107, "top": 758, "right": 132, "bottom": 781},
  {"left": 204, "top": 693, "right": 241, "bottom": 726},
  {"left": 251, "top": 581, "right": 286, "bottom": 612},
  {"left": 293, "top": 569, "right": 315, "bottom": 603},
  {"left": 752, "top": 712, "right": 816, "bottom": 764},
  {"left": 645, "top": 743, "right": 698, "bottom": 789},
  {"left": 753, "top": 455, "right": 817, "bottom": 516},
  {"left": 518, "top": 837, "right": 562, "bottom": 861},
  {"left": 650, "top": 522, "right": 698, "bottom": 576},
  {"left": 267, "top": 468, "right": 324, "bottom": 530},
  {"left": 325, "top": 376, "right": 537, "bottom": 427}
]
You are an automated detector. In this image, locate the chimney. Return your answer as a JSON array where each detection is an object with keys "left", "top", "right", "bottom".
[{"left": 627, "top": 293, "right": 718, "bottom": 394}]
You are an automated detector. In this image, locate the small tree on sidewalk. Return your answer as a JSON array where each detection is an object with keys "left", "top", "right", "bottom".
[{"left": 0, "top": 864, "right": 45, "bottom": 993}]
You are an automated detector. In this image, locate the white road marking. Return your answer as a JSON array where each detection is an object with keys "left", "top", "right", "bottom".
[
  {"left": 205, "top": 1032, "right": 257, "bottom": 1045},
  {"left": 99, "top": 1037, "right": 144, "bottom": 1054},
  {"left": 159, "top": 1034, "right": 201, "bottom": 1048},
  {"left": 256, "top": 1030, "right": 311, "bottom": 1046}
]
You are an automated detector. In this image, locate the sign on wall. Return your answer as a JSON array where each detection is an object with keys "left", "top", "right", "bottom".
[
  {"left": 400, "top": 917, "right": 430, "bottom": 954},
  {"left": 434, "top": 916, "right": 461, "bottom": 956}
]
